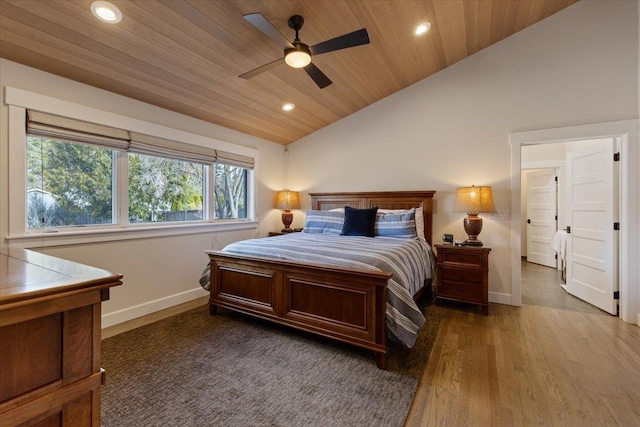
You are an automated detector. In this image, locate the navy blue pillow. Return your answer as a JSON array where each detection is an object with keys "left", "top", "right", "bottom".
[{"left": 341, "top": 206, "right": 378, "bottom": 237}]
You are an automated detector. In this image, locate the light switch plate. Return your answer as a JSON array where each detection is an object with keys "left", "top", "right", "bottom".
[{"left": 488, "top": 209, "right": 509, "bottom": 220}]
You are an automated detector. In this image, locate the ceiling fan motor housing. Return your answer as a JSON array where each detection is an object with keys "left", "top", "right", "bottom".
[{"left": 288, "top": 15, "right": 304, "bottom": 31}]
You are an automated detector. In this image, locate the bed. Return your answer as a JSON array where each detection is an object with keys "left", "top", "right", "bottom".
[{"left": 203, "top": 191, "right": 435, "bottom": 369}]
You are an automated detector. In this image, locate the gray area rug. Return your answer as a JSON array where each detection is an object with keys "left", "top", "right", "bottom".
[{"left": 101, "top": 298, "right": 445, "bottom": 427}]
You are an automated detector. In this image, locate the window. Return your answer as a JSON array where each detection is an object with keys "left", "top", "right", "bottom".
[
  {"left": 27, "top": 136, "right": 115, "bottom": 227},
  {"left": 23, "top": 109, "right": 254, "bottom": 232},
  {"left": 214, "top": 164, "right": 247, "bottom": 219},
  {"left": 128, "top": 153, "right": 204, "bottom": 223}
]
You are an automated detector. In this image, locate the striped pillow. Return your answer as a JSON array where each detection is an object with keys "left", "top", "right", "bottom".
[
  {"left": 303, "top": 210, "right": 344, "bottom": 234},
  {"left": 375, "top": 208, "right": 417, "bottom": 238}
]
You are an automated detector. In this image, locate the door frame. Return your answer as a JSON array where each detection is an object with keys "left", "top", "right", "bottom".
[{"left": 509, "top": 119, "right": 639, "bottom": 325}]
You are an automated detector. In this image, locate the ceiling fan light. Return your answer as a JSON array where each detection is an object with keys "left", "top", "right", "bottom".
[{"left": 285, "top": 46, "right": 311, "bottom": 68}]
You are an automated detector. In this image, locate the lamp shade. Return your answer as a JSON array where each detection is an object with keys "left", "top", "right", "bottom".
[
  {"left": 453, "top": 186, "right": 496, "bottom": 214},
  {"left": 275, "top": 190, "right": 301, "bottom": 210}
]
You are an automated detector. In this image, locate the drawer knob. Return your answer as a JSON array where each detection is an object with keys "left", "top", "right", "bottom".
[
  {"left": 458, "top": 256, "right": 464, "bottom": 262},
  {"left": 458, "top": 274, "right": 464, "bottom": 280},
  {"left": 458, "top": 287, "right": 464, "bottom": 292}
]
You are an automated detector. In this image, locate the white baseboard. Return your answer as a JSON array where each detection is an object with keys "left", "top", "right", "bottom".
[
  {"left": 489, "top": 291, "right": 514, "bottom": 306},
  {"left": 102, "top": 287, "right": 208, "bottom": 328},
  {"left": 637, "top": 312, "right": 640, "bottom": 327}
]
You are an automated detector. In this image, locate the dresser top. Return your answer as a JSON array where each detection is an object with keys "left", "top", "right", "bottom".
[{"left": 0, "top": 248, "right": 122, "bottom": 306}]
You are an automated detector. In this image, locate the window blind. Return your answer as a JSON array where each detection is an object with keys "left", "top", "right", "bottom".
[
  {"left": 27, "top": 110, "right": 254, "bottom": 168},
  {"left": 26, "top": 110, "right": 130, "bottom": 150},
  {"left": 130, "top": 133, "right": 254, "bottom": 168},
  {"left": 215, "top": 150, "right": 255, "bottom": 169},
  {"left": 129, "top": 132, "right": 218, "bottom": 165}
]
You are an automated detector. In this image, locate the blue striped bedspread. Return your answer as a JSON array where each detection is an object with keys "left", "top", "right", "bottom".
[{"left": 201, "top": 233, "right": 434, "bottom": 348}]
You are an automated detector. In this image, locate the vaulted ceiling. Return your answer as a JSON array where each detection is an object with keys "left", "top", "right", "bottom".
[{"left": 0, "top": 0, "right": 578, "bottom": 144}]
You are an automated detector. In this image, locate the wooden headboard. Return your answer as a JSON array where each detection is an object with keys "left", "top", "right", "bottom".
[{"left": 309, "top": 191, "right": 436, "bottom": 245}]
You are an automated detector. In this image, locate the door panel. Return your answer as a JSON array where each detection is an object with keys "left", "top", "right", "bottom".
[
  {"left": 565, "top": 142, "right": 617, "bottom": 314},
  {"left": 526, "top": 169, "right": 557, "bottom": 268}
]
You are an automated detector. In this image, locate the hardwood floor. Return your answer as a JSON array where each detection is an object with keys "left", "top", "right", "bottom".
[{"left": 405, "top": 260, "right": 640, "bottom": 426}]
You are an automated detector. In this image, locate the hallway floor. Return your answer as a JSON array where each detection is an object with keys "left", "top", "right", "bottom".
[{"left": 521, "top": 259, "right": 607, "bottom": 315}]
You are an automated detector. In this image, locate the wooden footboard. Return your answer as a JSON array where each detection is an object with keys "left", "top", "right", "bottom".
[{"left": 207, "top": 251, "right": 392, "bottom": 369}]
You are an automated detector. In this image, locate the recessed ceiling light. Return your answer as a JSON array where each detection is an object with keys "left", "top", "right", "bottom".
[
  {"left": 91, "top": 1, "right": 122, "bottom": 24},
  {"left": 282, "top": 103, "right": 295, "bottom": 112},
  {"left": 414, "top": 22, "right": 431, "bottom": 36}
]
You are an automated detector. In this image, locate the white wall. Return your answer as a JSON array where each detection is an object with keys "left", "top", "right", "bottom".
[
  {"left": 0, "top": 59, "right": 286, "bottom": 326},
  {"left": 287, "top": 0, "right": 639, "bottom": 303},
  {"left": 522, "top": 143, "right": 566, "bottom": 166}
]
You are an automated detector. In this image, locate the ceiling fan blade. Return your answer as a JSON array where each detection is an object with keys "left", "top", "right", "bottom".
[
  {"left": 239, "top": 57, "right": 285, "bottom": 79},
  {"left": 244, "top": 13, "right": 293, "bottom": 48},
  {"left": 304, "top": 63, "right": 332, "bottom": 89},
  {"left": 310, "top": 28, "right": 370, "bottom": 56}
]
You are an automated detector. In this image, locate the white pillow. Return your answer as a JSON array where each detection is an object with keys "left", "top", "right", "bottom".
[{"left": 378, "top": 207, "right": 425, "bottom": 241}]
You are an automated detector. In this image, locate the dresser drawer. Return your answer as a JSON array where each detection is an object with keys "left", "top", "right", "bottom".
[
  {"left": 440, "top": 251, "right": 484, "bottom": 267},
  {"left": 438, "top": 281, "right": 484, "bottom": 303},
  {"left": 438, "top": 267, "right": 484, "bottom": 285}
]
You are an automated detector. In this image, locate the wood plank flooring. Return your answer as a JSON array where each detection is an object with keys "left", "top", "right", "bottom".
[{"left": 405, "top": 260, "right": 640, "bottom": 426}]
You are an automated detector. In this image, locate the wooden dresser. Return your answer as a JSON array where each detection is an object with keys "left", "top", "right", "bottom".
[
  {"left": 0, "top": 248, "right": 122, "bottom": 427},
  {"left": 435, "top": 244, "right": 491, "bottom": 315}
]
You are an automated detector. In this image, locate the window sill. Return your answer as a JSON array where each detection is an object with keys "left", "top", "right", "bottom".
[{"left": 5, "top": 220, "right": 258, "bottom": 249}]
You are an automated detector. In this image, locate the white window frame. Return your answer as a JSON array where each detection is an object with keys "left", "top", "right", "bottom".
[{"left": 6, "top": 87, "right": 258, "bottom": 248}]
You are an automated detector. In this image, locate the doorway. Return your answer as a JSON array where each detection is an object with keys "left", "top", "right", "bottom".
[
  {"left": 521, "top": 138, "right": 619, "bottom": 314},
  {"left": 509, "top": 119, "right": 638, "bottom": 325}
]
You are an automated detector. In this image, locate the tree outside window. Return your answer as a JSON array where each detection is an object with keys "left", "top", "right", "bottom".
[
  {"left": 27, "top": 136, "right": 113, "bottom": 227},
  {"left": 26, "top": 136, "right": 249, "bottom": 228},
  {"left": 128, "top": 153, "right": 204, "bottom": 223},
  {"left": 214, "top": 164, "right": 247, "bottom": 219}
]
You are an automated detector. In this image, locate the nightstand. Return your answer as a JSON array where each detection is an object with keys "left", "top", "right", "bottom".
[
  {"left": 268, "top": 230, "right": 303, "bottom": 236},
  {"left": 435, "top": 244, "right": 491, "bottom": 315}
]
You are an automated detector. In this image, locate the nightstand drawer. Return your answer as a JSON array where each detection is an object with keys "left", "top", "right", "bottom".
[
  {"left": 438, "top": 267, "right": 484, "bottom": 285},
  {"left": 438, "top": 281, "right": 484, "bottom": 303},
  {"left": 434, "top": 244, "right": 491, "bottom": 315},
  {"left": 440, "top": 251, "right": 484, "bottom": 267}
]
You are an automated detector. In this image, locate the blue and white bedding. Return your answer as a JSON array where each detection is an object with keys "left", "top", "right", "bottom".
[{"left": 201, "top": 233, "right": 434, "bottom": 348}]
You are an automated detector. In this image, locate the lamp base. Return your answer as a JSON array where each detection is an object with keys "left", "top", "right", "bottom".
[
  {"left": 463, "top": 214, "right": 484, "bottom": 247},
  {"left": 281, "top": 210, "right": 294, "bottom": 233}
]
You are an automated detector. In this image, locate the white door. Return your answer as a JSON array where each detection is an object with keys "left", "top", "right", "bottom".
[
  {"left": 526, "top": 169, "right": 557, "bottom": 268},
  {"left": 565, "top": 142, "right": 618, "bottom": 314}
]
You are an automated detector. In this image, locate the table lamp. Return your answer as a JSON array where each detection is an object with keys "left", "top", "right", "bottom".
[
  {"left": 275, "top": 190, "right": 300, "bottom": 232},
  {"left": 452, "top": 185, "right": 496, "bottom": 247}
]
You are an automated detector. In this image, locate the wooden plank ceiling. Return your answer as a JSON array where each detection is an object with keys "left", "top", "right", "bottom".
[{"left": 0, "top": 0, "right": 578, "bottom": 145}]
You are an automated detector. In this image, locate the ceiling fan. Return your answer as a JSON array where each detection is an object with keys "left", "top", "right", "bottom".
[{"left": 240, "top": 13, "right": 370, "bottom": 89}]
